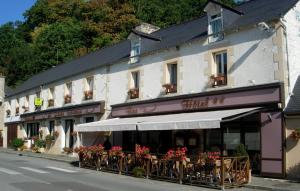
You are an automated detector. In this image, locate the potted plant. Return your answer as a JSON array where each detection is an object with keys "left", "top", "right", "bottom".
[
  {"left": 45, "top": 134, "right": 55, "bottom": 148},
  {"left": 48, "top": 99, "right": 54, "bottom": 107},
  {"left": 234, "top": 144, "right": 251, "bottom": 182},
  {"left": 34, "top": 138, "right": 46, "bottom": 153},
  {"left": 6, "top": 109, "right": 11, "bottom": 117},
  {"left": 289, "top": 129, "right": 300, "bottom": 141},
  {"left": 15, "top": 107, "right": 20, "bottom": 115},
  {"left": 162, "top": 83, "right": 177, "bottom": 94},
  {"left": 64, "top": 94, "right": 72, "bottom": 104},
  {"left": 63, "top": 147, "right": 73, "bottom": 154},
  {"left": 132, "top": 167, "right": 145, "bottom": 178},
  {"left": 84, "top": 90, "right": 93, "bottom": 100},
  {"left": 12, "top": 138, "right": 24, "bottom": 151},
  {"left": 22, "top": 106, "right": 29, "bottom": 112}
]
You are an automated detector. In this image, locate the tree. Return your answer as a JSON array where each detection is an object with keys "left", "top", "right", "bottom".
[{"left": 32, "top": 19, "right": 85, "bottom": 71}]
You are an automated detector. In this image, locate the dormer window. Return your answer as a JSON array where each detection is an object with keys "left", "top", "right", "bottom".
[
  {"left": 130, "top": 39, "right": 141, "bottom": 64},
  {"left": 209, "top": 13, "right": 223, "bottom": 43}
]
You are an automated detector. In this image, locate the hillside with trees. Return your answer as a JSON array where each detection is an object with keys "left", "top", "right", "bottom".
[{"left": 0, "top": 0, "right": 234, "bottom": 87}]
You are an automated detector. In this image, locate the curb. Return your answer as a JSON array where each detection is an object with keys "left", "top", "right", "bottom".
[
  {"left": 245, "top": 184, "right": 298, "bottom": 191},
  {"left": 0, "top": 149, "right": 78, "bottom": 163}
]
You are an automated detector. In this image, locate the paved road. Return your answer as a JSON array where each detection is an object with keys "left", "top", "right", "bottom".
[{"left": 0, "top": 152, "right": 260, "bottom": 191}]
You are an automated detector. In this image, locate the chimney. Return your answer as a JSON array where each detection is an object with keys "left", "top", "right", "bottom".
[{"left": 135, "top": 23, "right": 160, "bottom": 34}]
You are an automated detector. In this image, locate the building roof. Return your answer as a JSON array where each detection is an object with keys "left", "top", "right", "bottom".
[
  {"left": 6, "top": 0, "right": 299, "bottom": 98},
  {"left": 285, "top": 76, "right": 300, "bottom": 115}
]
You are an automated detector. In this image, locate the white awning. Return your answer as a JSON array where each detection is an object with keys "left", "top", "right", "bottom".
[
  {"left": 75, "top": 108, "right": 261, "bottom": 132},
  {"left": 75, "top": 118, "right": 137, "bottom": 132},
  {"left": 136, "top": 108, "right": 260, "bottom": 131}
]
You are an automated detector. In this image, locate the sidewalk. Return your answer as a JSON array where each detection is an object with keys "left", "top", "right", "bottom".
[
  {"left": 0, "top": 148, "right": 77, "bottom": 163},
  {"left": 245, "top": 176, "right": 300, "bottom": 191},
  {"left": 0, "top": 148, "right": 299, "bottom": 191}
]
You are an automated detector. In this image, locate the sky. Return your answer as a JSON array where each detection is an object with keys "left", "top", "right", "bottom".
[{"left": 0, "top": 0, "right": 36, "bottom": 25}]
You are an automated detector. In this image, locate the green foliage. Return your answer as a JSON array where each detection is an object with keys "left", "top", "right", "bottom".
[
  {"left": 234, "top": 144, "right": 248, "bottom": 157},
  {"left": 132, "top": 167, "right": 145, "bottom": 178},
  {"left": 0, "top": 0, "right": 234, "bottom": 87},
  {"left": 12, "top": 138, "right": 24, "bottom": 149},
  {"left": 35, "top": 139, "right": 46, "bottom": 148},
  {"left": 45, "top": 134, "right": 55, "bottom": 145}
]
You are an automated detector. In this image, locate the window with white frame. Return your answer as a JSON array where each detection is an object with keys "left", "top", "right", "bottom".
[
  {"left": 84, "top": 77, "right": 94, "bottom": 100},
  {"left": 214, "top": 51, "right": 227, "bottom": 76},
  {"left": 211, "top": 51, "right": 227, "bottom": 87},
  {"left": 131, "top": 71, "right": 140, "bottom": 89},
  {"left": 128, "top": 71, "right": 140, "bottom": 99},
  {"left": 130, "top": 39, "right": 141, "bottom": 64},
  {"left": 167, "top": 63, "right": 177, "bottom": 85},
  {"left": 163, "top": 63, "right": 177, "bottom": 94},
  {"left": 209, "top": 13, "right": 223, "bottom": 43}
]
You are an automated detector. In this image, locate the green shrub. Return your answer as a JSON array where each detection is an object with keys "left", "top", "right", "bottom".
[
  {"left": 12, "top": 138, "right": 24, "bottom": 149},
  {"left": 132, "top": 167, "right": 145, "bottom": 178},
  {"left": 45, "top": 134, "right": 55, "bottom": 145},
  {"left": 234, "top": 144, "right": 248, "bottom": 157},
  {"left": 35, "top": 139, "right": 46, "bottom": 148}
]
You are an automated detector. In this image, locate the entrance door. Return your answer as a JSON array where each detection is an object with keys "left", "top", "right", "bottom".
[
  {"left": 261, "top": 112, "right": 284, "bottom": 177},
  {"left": 65, "top": 120, "right": 74, "bottom": 148},
  {"left": 7, "top": 124, "right": 18, "bottom": 148}
]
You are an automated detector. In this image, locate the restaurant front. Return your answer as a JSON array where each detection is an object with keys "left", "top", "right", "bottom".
[
  {"left": 20, "top": 101, "right": 105, "bottom": 154},
  {"left": 76, "top": 82, "right": 285, "bottom": 182}
]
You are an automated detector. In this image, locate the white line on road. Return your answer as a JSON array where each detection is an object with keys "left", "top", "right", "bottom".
[
  {"left": 0, "top": 167, "right": 22, "bottom": 175},
  {"left": 20, "top": 167, "right": 49, "bottom": 174},
  {"left": 46, "top": 166, "right": 76, "bottom": 173}
]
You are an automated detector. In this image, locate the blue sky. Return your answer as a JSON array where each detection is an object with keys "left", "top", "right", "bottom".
[{"left": 0, "top": 0, "right": 36, "bottom": 25}]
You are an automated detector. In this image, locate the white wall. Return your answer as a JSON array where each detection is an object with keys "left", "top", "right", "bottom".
[
  {"left": 4, "top": 23, "right": 279, "bottom": 119},
  {"left": 284, "top": 1, "right": 300, "bottom": 96}
]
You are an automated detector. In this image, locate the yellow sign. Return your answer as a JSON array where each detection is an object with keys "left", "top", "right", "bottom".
[{"left": 34, "top": 98, "right": 43, "bottom": 106}]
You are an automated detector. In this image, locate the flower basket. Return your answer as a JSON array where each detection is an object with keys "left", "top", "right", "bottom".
[
  {"left": 164, "top": 147, "right": 187, "bottom": 161},
  {"left": 64, "top": 94, "right": 72, "bottom": 104},
  {"left": 162, "top": 83, "right": 177, "bottom": 94},
  {"left": 84, "top": 90, "right": 93, "bottom": 100},
  {"left": 128, "top": 88, "right": 139, "bottom": 99},
  {"left": 110, "top": 146, "right": 124, "bottom": 158},
  {"left": 48, "top": 99, "right": 54, "bottom": 107},
  {"left": 289, "top": 129, "right": 300, "bottom": 141},
  {"left": 22, "top": 106, "right": 29, "bottom": 112},
  {"left": 6, "top": 109, "right": 11, "bottom": 117},
  {"left": 135, "top": 144, "right": 150, "bottom": 159},
  {"left": 15, "top": 107, "right": 20, "bottom": 115}
]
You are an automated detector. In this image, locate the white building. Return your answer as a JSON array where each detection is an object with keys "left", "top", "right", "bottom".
[{"left": 3, "top": 0, "right": 300, "bottom": 179}]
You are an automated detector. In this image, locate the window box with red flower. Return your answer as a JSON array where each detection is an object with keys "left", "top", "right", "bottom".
[
  {"left": 162, "top": 83, "right": 177, "bottom": 94},
  {"left": 289, "top": 129, "right": 300, "bottom": 141},
  {"left": 48, "top": 99, "right": 54, "bottom": 107},
  {"left": 128, "top": 88, "right": 139, "bottom": 99},
  {"left": 64, "top": 94, "right": 72, "bottom": 104},
  {"left": 84, "top": 90, "right": 93, "bottom": 100}
]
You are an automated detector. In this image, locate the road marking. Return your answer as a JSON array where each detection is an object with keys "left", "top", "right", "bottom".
[
  {"left": 0, "top": 167, "right": 21, "bottom": 175},
  {"left": 20, "top": 167, "right": 49, "bottom": 174},
  {"left": 46, "top": 166, "right": 76, "bottom": 173}
]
